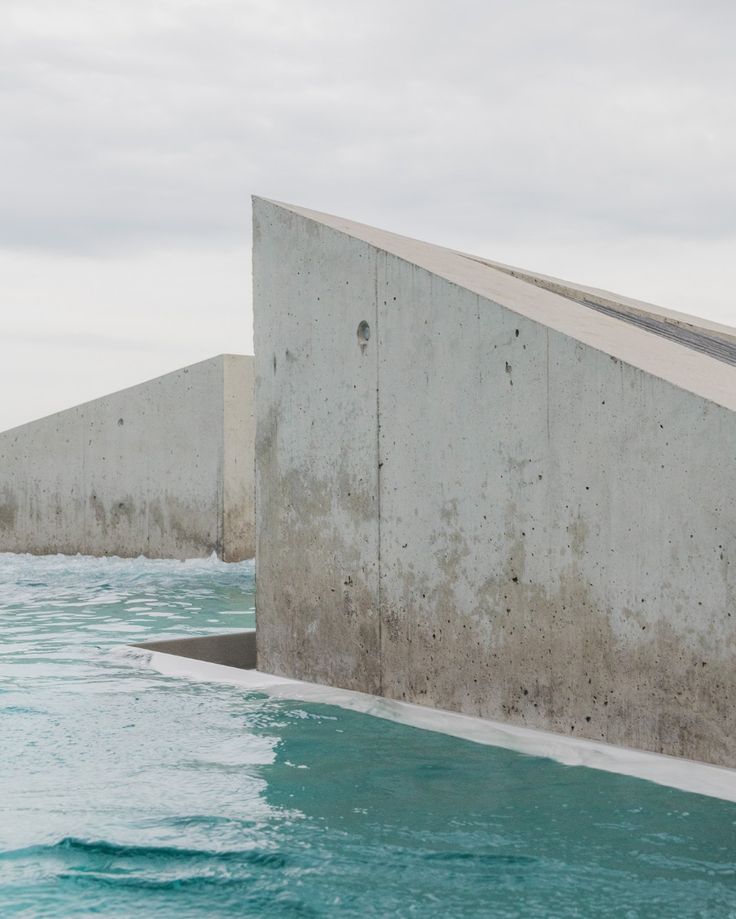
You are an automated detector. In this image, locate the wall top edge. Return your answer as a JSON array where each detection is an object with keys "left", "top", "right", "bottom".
[
  {"left": 0, "top": 353, "right": 248, "bottom": 437},
  {"left": 254, "top": 197, "right": 736, "bottom": 414}
]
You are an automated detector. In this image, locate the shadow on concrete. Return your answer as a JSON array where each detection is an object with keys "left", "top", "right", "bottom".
[{"left": 133, "top": 630, "right": 256, "bottom": 670}]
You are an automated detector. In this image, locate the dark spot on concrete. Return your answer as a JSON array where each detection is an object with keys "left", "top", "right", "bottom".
[{"left": 0, "top": 491, "right": 18, "bottom": 532}]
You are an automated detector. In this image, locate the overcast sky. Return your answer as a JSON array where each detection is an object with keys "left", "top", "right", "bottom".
[{"left": 2, "top": 0, "right": 735, "bottom": 430}]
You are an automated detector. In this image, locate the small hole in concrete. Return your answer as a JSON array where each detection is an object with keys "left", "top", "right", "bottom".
[{"left": 357, "top": 320, "right": 370, "bottom": 344}]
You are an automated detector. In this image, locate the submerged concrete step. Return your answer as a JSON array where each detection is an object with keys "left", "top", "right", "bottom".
[{"left": 133, "top": 629, "right": 256, "bottom": 670}]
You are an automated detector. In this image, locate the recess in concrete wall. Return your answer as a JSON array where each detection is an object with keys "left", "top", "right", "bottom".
[
  {"left": 0, "top": 354, "right": 255, "bottom": 561},
  {"left": 253, "top": 197, "right": 736, "bottom": 768}
]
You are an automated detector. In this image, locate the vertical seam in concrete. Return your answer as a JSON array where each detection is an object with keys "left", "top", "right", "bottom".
[
  {"left": 81, "top": 410, "right": 87, "bottom": 555},
  {"left": 217, "top": 357, "right": 225, "bottom": 559},
  {"left": 476, "top": 295, "right": 482, "bottom": 385},
  {"left": 546, "top": 327, "right": 552, "bottom": 592},
  {"left": 546, "top": 328, "right": 550, "bottom": 445},
  {"left": 146, "top": 430, "right": 151, "bottom": 555},
  {"left": 145, "top": 400, "right": 150, "bottom": 555},
  {"left": 375, "top": 251, "right": 383, "bottom": 696}
]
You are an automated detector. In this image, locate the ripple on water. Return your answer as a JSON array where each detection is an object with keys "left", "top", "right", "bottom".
[{"left": 1, "top": 553, "right": 736, "bottom": 918}]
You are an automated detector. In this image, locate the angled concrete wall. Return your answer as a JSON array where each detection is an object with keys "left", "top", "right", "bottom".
[
  {"left": 0, "top": 354, "right": 254, "bottom": 560},
  {"left": 254, "top": 198, "right": 736, "bottom": 768}
]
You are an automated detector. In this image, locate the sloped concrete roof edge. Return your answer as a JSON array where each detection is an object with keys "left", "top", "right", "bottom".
[
  {"left": 0, "top": 353, "right": 252, "bottom": 436},
  {"left": 472, "top": 257, "right": 736, "bottom": 345},
  {"left": 254, "top": 196, "right": 736, "bottom": 413}
]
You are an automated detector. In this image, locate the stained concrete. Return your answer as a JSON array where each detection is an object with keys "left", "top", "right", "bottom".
[
  {"left": 0, "top": 354, "right": 254, "bottom": 560},
  {"left": 253, "top": 197, "right": 736, "bottom": 768}
]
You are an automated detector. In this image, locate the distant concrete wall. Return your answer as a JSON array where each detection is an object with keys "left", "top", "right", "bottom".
[
  {"left": 0, "top": 354, "right": 254, "bottom": 560},
  {"left": 254, "top": 198, "right": 736, "bottom": 769}
]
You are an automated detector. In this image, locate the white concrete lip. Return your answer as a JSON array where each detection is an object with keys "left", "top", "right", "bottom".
[{"left": 123, "top": 645, "right": 736, "bottom": 805}]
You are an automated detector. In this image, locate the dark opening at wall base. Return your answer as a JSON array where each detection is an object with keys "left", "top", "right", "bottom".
[{"left": 132, "top": 630, "right": 256, "bottom": 670}]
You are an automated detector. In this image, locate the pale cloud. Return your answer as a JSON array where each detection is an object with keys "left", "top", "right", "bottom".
[{"left": 1, "top": 0, "right": 736, "bottom": 429}]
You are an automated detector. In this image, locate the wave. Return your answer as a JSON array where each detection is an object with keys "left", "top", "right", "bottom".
[{"left": 0, "top": 836, "right": 288, "bottom": 870}]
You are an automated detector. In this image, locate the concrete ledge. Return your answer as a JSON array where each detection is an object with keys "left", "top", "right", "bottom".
[
  {"left": 125, "top": 647, "right": 736, "bottom": 804},
  {"left": 132, "top": 629, "right": 256, "bottom": 669}
]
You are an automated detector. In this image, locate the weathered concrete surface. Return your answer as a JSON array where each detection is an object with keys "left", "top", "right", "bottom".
[
  {"left": 222, "top": 355, "right": 256, "bottom": 562},
  {"left": 254, "top": 197, "right": 736, "bottom": 768},
  {"left": 0, "top": 354, "right": 254, "bottom": 560},
  {"left": 254, "top": 206, "right": 381, "bottom": 693}
]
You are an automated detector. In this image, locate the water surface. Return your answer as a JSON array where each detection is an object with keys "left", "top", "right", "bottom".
[{"left": 1, "top": 553, "right": 735, "bottom": 917}]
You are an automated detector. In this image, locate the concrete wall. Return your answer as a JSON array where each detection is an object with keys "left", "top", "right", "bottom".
[
  {"left": 254, "top": 198, "right": 736, "bottom": 768},
  {"left": 0, "top": 354, "right": 254, "bottom": 560}
]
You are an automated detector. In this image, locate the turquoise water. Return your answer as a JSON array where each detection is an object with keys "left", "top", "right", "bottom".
[{"left": 2, "top": 554, "right": 736, "bottom": 918}]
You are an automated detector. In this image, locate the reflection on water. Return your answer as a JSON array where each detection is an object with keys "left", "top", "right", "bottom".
[{"left": 1, "top": 552, "right": 736, "bottom": 918}]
